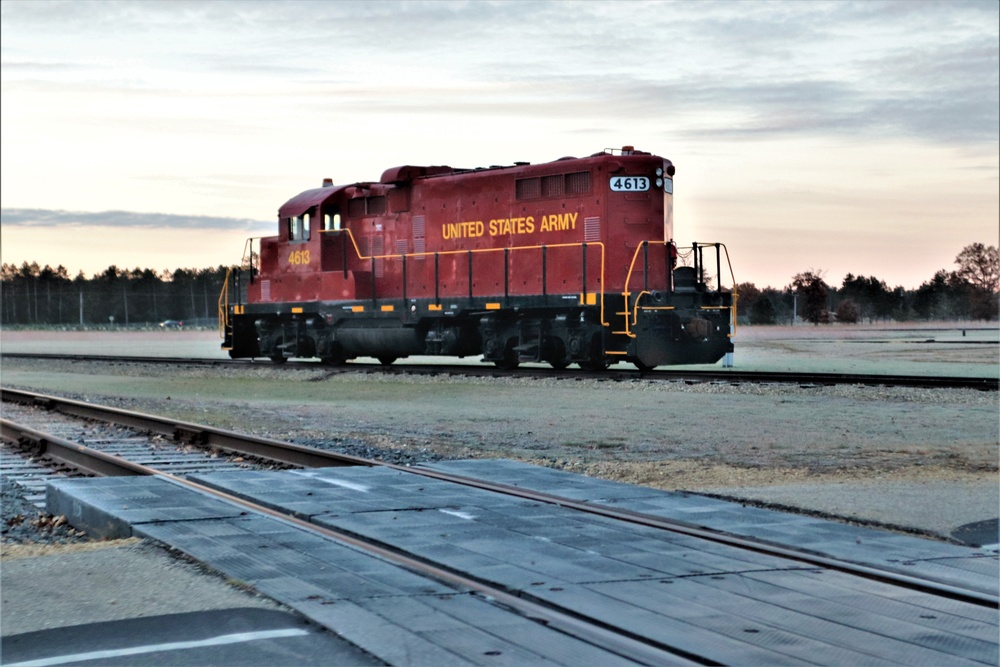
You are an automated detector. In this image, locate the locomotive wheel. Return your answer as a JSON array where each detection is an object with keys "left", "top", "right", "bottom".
[
  {"left": 548, "top": 360, "right": 570, "bottom": 370},
  {"left": 577, "top": 334, "right": 609, "bottom": 371},
  {"left": 270, "top": 354, "right": 287, "bottom": 365},
  {"left": 378, "top": 356, "right": 397, "bottom": 366},
  {"left": 493, "top": 340, "right": 520, "bottom": 370},
  {"left": 632, "top": 360, "right": 658, "bottom": 372},
  {"left": 321, "top": 355, "right": 346, "bottom": 366}
]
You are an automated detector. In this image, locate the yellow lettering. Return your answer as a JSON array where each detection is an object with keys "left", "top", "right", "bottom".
[
  {"left": 479, "top": 213, "right": 567, "bottom": 236},
  {"left": 443, "top": 221, "right": 484, "bottom": 240},
  {"left": 537, "top": 212, "right": 578, "bottom": 233}
]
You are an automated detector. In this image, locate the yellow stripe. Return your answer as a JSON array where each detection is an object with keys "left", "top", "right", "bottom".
[
  {"left": 579, "top": 293, "right": 597, "bottom": 306},
  {"left": 428, "top": 304, "right": 443, "bottom": 311},
  {"left": 351, "top": 305, "right": 365, "bottom": 313},
  {"left": 291, "top": 307, "right": 303, "bottom": 314},
  {"left": 380, "top": 305, "right": 394, "bottom": 312},
  {"left": 485, "top": 303, "right": 501, "bottom": 310}
]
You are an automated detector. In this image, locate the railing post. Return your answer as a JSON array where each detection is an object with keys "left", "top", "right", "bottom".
[
  {"left": 504, "top": 248, "right": 510, "bottom": 303},
  {"left": 667, "top": 241, "right": 674, "bottom": 293},
  {"left": 715, "top": 243, "right": 722, "bottom": 293},
  {"left": 542, "top": 245, "right": 548, "bottom": 301},
  {"left": 468, "top": 250, "right": 474, "bottom": 305},
  {"left": 582, "top": 243, "right": 588, "bottom": 304},
  {"left": 342, "top": 233, "right": 348, "bottom": 279},
  {"left": 693, "top": 242, "right": 701, "bottom": 287},
  {"left": 643, "top": 241, "right": 649, "bottom": 292}
]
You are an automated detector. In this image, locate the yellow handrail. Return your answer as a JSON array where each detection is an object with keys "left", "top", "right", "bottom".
[
  {"left": 619, "top": 241, "right": 739, "bottom": 339},
  {"left": 321, "top": 228, "right": 609, "bottom": 325},
  {"left": 217, "top": 266, "right": 232, "bottom": 339}
]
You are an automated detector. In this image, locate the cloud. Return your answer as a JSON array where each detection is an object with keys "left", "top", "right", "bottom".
[
  {"left": 0, "top": 208, "right": 272, "bottom": 233},
  {"left": 3, "top": 0, "right": 995, "bottom": 150}
]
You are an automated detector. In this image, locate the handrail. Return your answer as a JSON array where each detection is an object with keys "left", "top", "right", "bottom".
[
  {"left": 619, "top": 241, "right": 738, "bottom": 339},
  {"left": 219, "top": 237, "right": 263, "bottom": 340},
  {"left": 242, "top": 237, "right": 261, "bottom": 277},
  {"left": 698, "top": 241, "right": 738, "bottom": 339},
  {"left": 217, "top": 266, "right": 232, "bottom": 339},
  {"left": 321, "top": 228, "right": 609, "bottom": 325}
]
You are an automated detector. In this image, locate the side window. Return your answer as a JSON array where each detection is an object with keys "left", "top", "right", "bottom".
[
  {"left": 288, "top": 212, "right": 312, "bottom": 241},
  {"left": 323, "top": 210, "right": 342, "bottom": 231}
]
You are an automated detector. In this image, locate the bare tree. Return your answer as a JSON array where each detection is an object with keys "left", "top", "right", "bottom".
[{"left": 954, "top": 243, "right": 999, "bottom": 293}]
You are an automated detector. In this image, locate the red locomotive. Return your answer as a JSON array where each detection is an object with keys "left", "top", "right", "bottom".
[{"left": 220, "top": 146, "right": 736, "bottom": 370}]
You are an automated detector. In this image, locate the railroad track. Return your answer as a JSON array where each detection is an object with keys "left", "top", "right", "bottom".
[
  {"left": 3, "top": 352, "right": 997, "bottom": 390},
  {"left": 4, "top": 387, "right": 997, "bottom": 599},
  {"left": 3, "top": 389, "right": 997, "bottom": 665}
]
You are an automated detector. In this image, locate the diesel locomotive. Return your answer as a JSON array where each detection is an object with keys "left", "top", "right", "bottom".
[{"left": 219, "top": 146, "right": 736, "bottom": 370}]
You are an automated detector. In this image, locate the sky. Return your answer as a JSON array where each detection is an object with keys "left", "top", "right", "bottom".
[{"left": 1, "top": 0, "right": 997, "bottom": 289}]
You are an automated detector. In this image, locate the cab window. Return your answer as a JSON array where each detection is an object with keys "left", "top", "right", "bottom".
[{"left": 287, "top": 213, "right": 312, "bottom": 241}]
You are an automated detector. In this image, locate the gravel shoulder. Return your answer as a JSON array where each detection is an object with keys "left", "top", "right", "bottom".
[{"left": 1, "top": 325, "right": 997, "bottom": 544}]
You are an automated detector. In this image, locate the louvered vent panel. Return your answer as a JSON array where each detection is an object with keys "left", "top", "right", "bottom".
[
  {"left": 541, "top": 175, "right": 564, "bottom": 197},
  {"left": 584, "top": 216, "right": 601, "bottom": 242},
  {"left": 516, "top": 178, "right": 541, "bottom": 200},
  {"left": 566, "top": 171, "right": 591, "bottom": 195},
  {"left": 412, "top": 215, "right": 426, "bottom": 260},
  {"left": 395, "top": 240, "right": 408, "bottom": 255},
  {"left": 373, "top": 237, "right": 384, "bottom": 277}
]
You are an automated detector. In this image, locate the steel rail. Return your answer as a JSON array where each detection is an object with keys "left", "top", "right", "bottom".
[
  {"left": 1, "top": 419, "right": 152, "bottom": 478},
  {"left": 1, "top": 387, "right": 372, "bottom": 470},
  {"left": 3, "top": 387, "right": 996, "bottom": 609},
  {"left": 2, "top": 352, "right": 996, "bottom": 390},
  {"left": 396, "top": 465, "right": 1000, "bottom": 609},
  {"left": 0, "top": 416, "right": 702, "bottom": 666}
]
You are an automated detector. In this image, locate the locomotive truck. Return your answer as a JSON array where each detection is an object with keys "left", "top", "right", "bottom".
[{"left": 219, "top": 146, "right": 736, "bottom": 370}]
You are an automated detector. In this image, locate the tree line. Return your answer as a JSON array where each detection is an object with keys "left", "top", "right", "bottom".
[
  {"left": 0, "top": 264, "right": 228, "bottom": 327},
  {"left": 1, "top": 243, "right": 996, "bottom": 328},
  {"left": 737, "top": 243, "right": 999, "bottom": 325}
]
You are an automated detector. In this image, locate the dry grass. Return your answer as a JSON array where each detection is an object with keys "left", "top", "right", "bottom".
[{"left": 1, "top": 538, "right": 142, "bottom": 561}]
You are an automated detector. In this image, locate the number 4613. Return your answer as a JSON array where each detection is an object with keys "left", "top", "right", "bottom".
[{"left": 288, "top": 249, "right": 310, "bottom": 265}]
